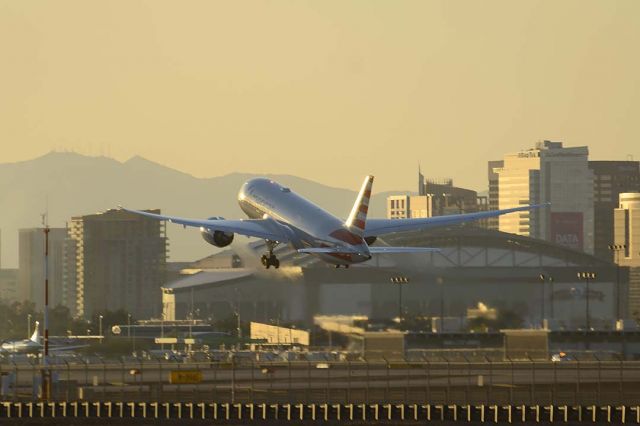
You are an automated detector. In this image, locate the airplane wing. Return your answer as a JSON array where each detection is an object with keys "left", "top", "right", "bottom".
[
  {"left": 298, "top": 247, "right": 439, "bottom": 254},
  {"left": 120, "top": 207, "right": 291, "bottom": 242},
  {"left": 49, "top": 344, "right": 91, "bottom": 352},
  {"left": 364, "top": 203, "right": 549, "bottom": 237},
  {"left": 298, "top": 247, "right": 358, "bottom": 254},
  {"left": 367, "top": 247, "right": 440, "bottom": 253}
]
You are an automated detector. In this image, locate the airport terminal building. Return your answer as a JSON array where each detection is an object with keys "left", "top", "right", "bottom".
[{"left": 162, "top": 226, "right": 630, "bottom": 331}]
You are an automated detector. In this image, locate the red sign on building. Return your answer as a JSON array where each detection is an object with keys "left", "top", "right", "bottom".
[{"left": 549, "top": 212, "right": 583, "bottom": 251}]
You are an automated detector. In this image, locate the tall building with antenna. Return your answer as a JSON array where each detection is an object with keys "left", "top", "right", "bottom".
[{"left": 387, "top": 168, "right": 486, "bottom": 225}]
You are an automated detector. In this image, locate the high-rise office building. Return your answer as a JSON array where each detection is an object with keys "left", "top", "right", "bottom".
[
  {"left": 387, "top": 171, "right": 484, "bottom": 222},
  {"left": 490, "top": 141, "right": 594, "bottom": 253},
  {"left": 614, "top": 193, "right": 640, "bottom": 267},
  {"left": 18, "top": 228, "right": 69, "bottom": 310},
  {"left": 0, "top": 269, "right": 18, "bottom": 302},
  {"left": 487, "top": 160, "right": 504, "bottom": 230},
  {"left": 387, "top": 193, "right": 438, "bottom": 219},
  {"left": 68, "top": 209, "right": 167, "bottom": 319},
  {"left": 589, "top": 161, "right": 640, "bottom": 261},
  {"left": 614, "top": 193, "right": 640, "bottom": 320},
  {"left": 421, "top": 178, "right": 479, "bottom": 216},
  {"left": 387, "top": 195, "right": 412, "bottom": 219}
]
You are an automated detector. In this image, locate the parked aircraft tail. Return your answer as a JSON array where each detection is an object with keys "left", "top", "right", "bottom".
[
  {"left": 345, "top": 175, "right": 374, "bottom": 237},
  {"left": 30, "top": 321, "right": 39, "bottom": 343}
]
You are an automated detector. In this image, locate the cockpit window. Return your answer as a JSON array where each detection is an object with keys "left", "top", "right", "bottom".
[{"left": 281, "top": 187, "right": 291, "bottom": 193}]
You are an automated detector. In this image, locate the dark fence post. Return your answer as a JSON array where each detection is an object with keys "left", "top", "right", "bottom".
[
  {"left": 424, "top": 354, "right": 430, "bottom": 403},
  {"left": 506, "top": 355, "right": 514, "bottom": 405},
  {"left": 485, "top": 355, "right": 492, "bottom": 405}
]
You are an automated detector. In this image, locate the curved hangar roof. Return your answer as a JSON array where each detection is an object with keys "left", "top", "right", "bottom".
[{"left": 376, "top": 225, "right": 610, "bottom": 268}]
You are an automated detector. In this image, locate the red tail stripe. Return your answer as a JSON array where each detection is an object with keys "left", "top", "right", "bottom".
[
  {"left": 330, "top": 229, "right": 364, "bottom": 245},
  {"left": 353, "top": 219, "right": 366, "bottom": 230}
]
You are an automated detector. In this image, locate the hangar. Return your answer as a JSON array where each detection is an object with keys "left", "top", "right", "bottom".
[{"left": 162, "top": 226, "right": 627, "bottom": 330}]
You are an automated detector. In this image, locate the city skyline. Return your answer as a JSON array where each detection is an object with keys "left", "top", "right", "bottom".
[
  {"left": 2, "top": 2, "right": 640, "bottom": 411},
  {"left": 2, "top": 1, "right": 640, "bottom": 192}
]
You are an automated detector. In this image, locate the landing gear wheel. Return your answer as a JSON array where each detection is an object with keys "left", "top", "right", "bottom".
[
  {"left": 262, "top": 253, "right": 279, "bottom": 269},
  {"left": 262, "top": 240, "right": 281, "bottom": 270}
]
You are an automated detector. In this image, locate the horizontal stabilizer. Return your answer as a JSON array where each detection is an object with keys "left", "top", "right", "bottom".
[
  {"left": 298, "top": 247, "right": 358, "bottom": 254},
  {"left": 368, "top": 247, "right": 440, "bottom": 254}
]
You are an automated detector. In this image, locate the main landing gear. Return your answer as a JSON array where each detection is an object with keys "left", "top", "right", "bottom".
[
  {"left": 335, "top": 264, "right": 350, "bottom": 269},
  {"left": 261, "top": 253, "right": 280, "bottom": 269},
  {"left": 261, "top": 240, "right": 280, "bottom": 269}
]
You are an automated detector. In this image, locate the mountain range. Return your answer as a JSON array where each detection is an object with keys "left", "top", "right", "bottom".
[{"left": 0, "top": 152, "right": 413, "bottom": 268}]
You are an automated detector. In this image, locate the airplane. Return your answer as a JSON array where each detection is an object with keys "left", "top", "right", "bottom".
[
  {"left": 0, "top": 322, "right": 42, "bottom": 354},
  {"left": 121, "top": 176, "right": 548, "bottom": 269},
  {"left": 0, "top": 322, "right": 89, "bottom": 355}
]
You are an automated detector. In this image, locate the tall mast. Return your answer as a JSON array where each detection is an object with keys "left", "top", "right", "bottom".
[{"left": 42, "top": 212, "right": 51, "bottom": 400}]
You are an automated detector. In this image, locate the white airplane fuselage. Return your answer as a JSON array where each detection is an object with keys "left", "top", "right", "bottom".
[
  {"left": 238, "top": 178, "right": 371, "bottom": 265},
  {"left": 0, "top": 339, "right": 40, "bottom": 354}
]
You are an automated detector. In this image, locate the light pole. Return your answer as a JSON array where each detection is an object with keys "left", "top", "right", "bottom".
[
  {"left": 609, "top": 244, "right": 626, "bottom": 322},
  {"left": 127, "top": 314, "right": 132, "bottom": 347},
  {"left": 436, "top": 277, "right": 445, "bottom": 332},
  {"left": 98, "top": 315, "right": 104, "bottom": 344},
  {"left": 577, "top": 272, "right": 596, "bottom": 331},
  {"left": 538, "top": 274, "right": 553, "bottom": 329},
  {"left": 235, "top": 288, "right": 242, "bottom": 340},
  {"left": 160, "top": 312, "right": 164, "bottom": 351},
  {"left": 28, "top": 313, "right": 32, "bottom": 338},
  {"left": 390, "top": 276, "right": 409, "bottom": 324}
]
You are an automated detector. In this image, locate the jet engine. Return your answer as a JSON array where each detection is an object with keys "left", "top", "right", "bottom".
[
  {"left": 201, "top": 217, "right": 234, "bottom": 247},
  {"left": 364, "top": 236, "right": 377, "bottom": 245}
]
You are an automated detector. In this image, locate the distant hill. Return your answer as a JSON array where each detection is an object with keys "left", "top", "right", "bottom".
[{"left": 0, "top": 152, "right": 412, "bottom": 267}]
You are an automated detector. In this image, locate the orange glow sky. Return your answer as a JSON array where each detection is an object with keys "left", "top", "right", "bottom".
[{"left": 1, "top": 1, "right": 639, "bottom": 191}]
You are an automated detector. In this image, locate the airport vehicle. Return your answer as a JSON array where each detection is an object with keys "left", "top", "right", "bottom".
[{"left": 122, "top": 176, "right": 547, "bottom": 269}]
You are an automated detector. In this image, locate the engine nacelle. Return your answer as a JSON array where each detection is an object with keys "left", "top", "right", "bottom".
[
  {"left": 201, "top": 229, "right": 234, "bottom": 247},
  {"left": 201, "top": 216, "right": 234, "bottom": 247}
]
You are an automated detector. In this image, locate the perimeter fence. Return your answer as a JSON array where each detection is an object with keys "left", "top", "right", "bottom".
[{"left": 1, "top": 352, "right": 639, "bottom": 406}]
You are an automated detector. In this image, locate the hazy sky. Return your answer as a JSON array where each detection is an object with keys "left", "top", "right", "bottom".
[{"left": 1, "top": 1, "right": 639, "bottom": 192}]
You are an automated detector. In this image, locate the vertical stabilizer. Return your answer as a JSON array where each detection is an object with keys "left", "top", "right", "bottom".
[
  {"left": 30, "top": 321, "right": 40, "bottom": 343},
  {"left": 346, "top": 175, "right": 374, "bottom": 237}
]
